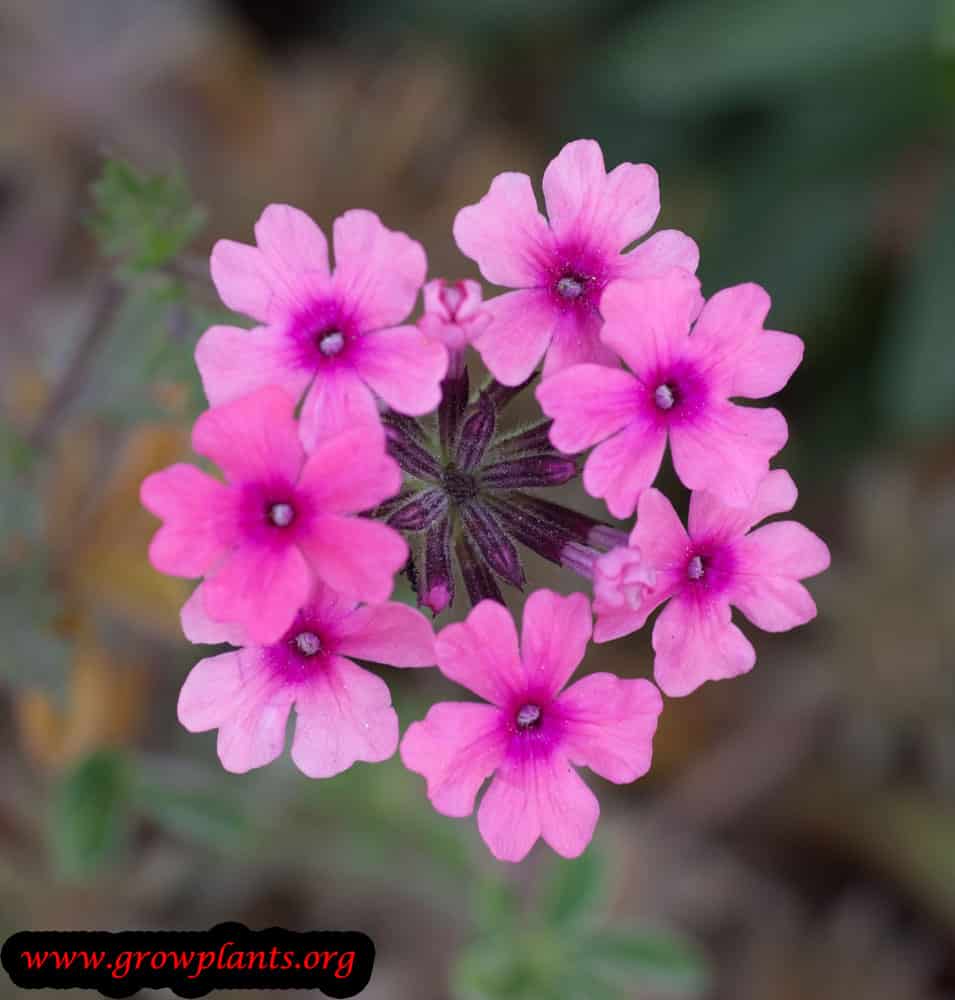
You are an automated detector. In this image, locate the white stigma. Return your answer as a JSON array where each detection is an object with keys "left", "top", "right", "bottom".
[
  {"left": 319, "top": 330, "right": 345, "bottom": 356},
  {"left": 516, "top": 704, "right": 542, "bottom": 729},
  {"left": 556, "top": 275, "right": 585, "bottom": 300},
  {"left": 268, "top": 502, "right": 295, "bottom": 527},
  {"left": 654, "top": 384, "right": 676, "bottom": 410},
  {"left": 687, "top": 555, "right": 705, "bottom": 580},
  {"left": 294, "top": 631, "right": 322, "bottom": 656}
]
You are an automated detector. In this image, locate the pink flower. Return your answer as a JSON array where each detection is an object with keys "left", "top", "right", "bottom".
[
  {"left": 593, "top": 471, "right": 831, "bottom": 697},
  {"left": 177, "top": 581, "right": 436, "bottom": 776},
  {"left": 140, "top": 386, "right": 408, "bottom": 645},
  {"left": 400, "top": 591, "right": 663, "bottom": 862},
  {"left": 537, "top": 269, "right": 802, "bottom": 515},
  {"left": 196, "top": 204, "right": 448, "bottom": 447},
  {"left": 418, "top": 278, "right": 490, "bottom": 357},
  {"left": 453, "top": 138, "right": 698, "bottom": 385}
]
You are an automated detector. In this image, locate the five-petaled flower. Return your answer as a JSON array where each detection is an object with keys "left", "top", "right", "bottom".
[
  {"left": 177, "top": 581, "right": 436, "bottom": 776},
  {"left": 140, "top": 386, "right": 408, "bottom": 645},
  {"left": 453, "top": 138, "right": 698, "bottom": 385},
  {"left": 537, "top": 269, "right": 802, "bottom": 516},
  {"left": 401, "top": 591, "right": 663, "bottom": 862},
  {"left": 196, "top": 204, "right": 448, "bottom": 447},
  {"left": 592, "top": 471, "right": 830, "bottom": 697}
]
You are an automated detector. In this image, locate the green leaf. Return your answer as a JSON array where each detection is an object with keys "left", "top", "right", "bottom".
[
  {"left": 472, "top": 872, "right": 523, "bottom": 935},
  {"left": 540, "top": 847, "right": 604, "bottom": 929},
  {"left": 879, "top": 169, "right": 955, "bottom": 433},
  {"left": 51, "top": 749, "right": 130, "bottom": 879},
  {"left": 89, "top": 158, "right": 206, "bottom": 274},
  {"left": 586, "top": 928, "right": 709, "bottom": 993}
]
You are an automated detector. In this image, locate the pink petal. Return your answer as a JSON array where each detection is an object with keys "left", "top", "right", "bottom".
[
  {"left": 141, "top": 464, "right": 236, "bottom": 576},
  {"left": 254, "top": 203, "right": 330, "bottom": 293},
  {"left": 541, "top": 309, "right": 621, "bottom": 376},
  {"left": 582, "top": 420, "right": 668, "bottom": 519},
  {"left": 599, "top": 270, "right": 703, "bottom": 375},
  {"left": 297, "top": 424, "right": 400, "bottom": 515},
  {"left": 192, "top": 387, "right": 304, "bottom": 486},
  {"left": 434, "top": 599, "right": 522, "bottom": 706},
  {"left": 195, "top": 324, "right": 310, "bottom": 408},
  {"left": 652, "top": 595, "right": 755, "bottom": 697},
  {"left": 178, "top": 650, "right": 294, "bottom": 773},
  {"left": 541, "top": 139, "right": 660, "bottom": 253},
  {"left": 453, "top": 172, "right": 554, "bottom": 288},
  {"left": 209, "top": 240, "right": 275, "bottom": 323},
  {"left": 298, "top": 368, "right": 381, "bottom": 450},
  {"left": 400, "top": 703, "right": 506, "bottom": 817},
  {"left": 537, "top": 363, "right": 640, "bottom": 453},
  {"left": 690, "top": 282, "right": 771, "bottom": 354},
  {"left": 614, "top": 229, "right": 700, "bottom": 281},
  {"left": 688, "top": 468, "right": 798, "bottom": 542},
  {"left": 731, "top": 330, "right": 804, "bottom": 399},
  {"left": 730, "top": 521, "right": 830, "bottom": 632},
  {"left": 336, "top": 601, "right": 436, "bottom": 667},
  {"left": 351, "top": 325, "right": 448, "bottom": 415},
  {"left": 290, "top": 656, "right": 398, "bottom": 778},
  {"left": 477, "top": 754, "right": 599, "bottom": 862},
  {"left": 203, "top": 542, "right": 312, "bottom": 646},
  {"left": 591, "top": 548, "right": 660, "bottom": 643},
  {"left": 331, "top": 209, "right": 426, "bottom": 329},
  {"left": 180, "top": 584, "right": 248, "bottom": 646},
  {"left": 520, "top": 590, "right": 592, "bottom": 698},
  {"left": 630, "top": 488, "right": 691, "bottom": 569},
  {"left": 669, "top": 402, "right": 788, "bottom": 508},
  {"left": 559, "top": 673, "right": 662, "bottom": 782},
  {"left": 299, "top": 514, "right": 407, "bottom": 604},
  {"left": 473, "top": 288, "right": 558, "bottom": 387}
]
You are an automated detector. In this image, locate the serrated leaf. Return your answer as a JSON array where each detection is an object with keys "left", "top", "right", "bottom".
[
  {"left": 541, "top": 847, "right": 604, "bottom": 929},
  {"left": 50, "top": 749, "right": 130, "bottom": 879},
  {"left": 89, "top": 158, "right": 206, "bottom": 274},
  {"left": 586, "top": 928, "right": 708, "bottom": 993}
]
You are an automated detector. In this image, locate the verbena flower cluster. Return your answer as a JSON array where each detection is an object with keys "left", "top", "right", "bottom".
[{"left": 141, "top": 139, "right": 829, "bottom": 863}]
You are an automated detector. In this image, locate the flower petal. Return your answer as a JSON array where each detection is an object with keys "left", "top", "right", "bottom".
[
  {"left": 669, "top": 402, "right": 788, "bottom": 508},
  {"left": 453, "top": 172, "right": 554, "bottom": 288},
  {"left": 520, "top": 589, "right": 592, "bottom": 698},
  {"left": 203, "top": 542, "right": 312, "bottom": 646},
  {"left": 298, "top": 368, "right": 381, "bottom": 450},
  {"left": 180, "top": 584, "right": 247, "bottom": 646},
  {"left": 178, "top": 650, "right": 294, "bottom": 773},
  {"left": 332, "top": 209, "right": 426, "bottom": 329},
  {"left": 731, "top": 521, "right": 830, "bottom": 631},
  {"left": 599, "top": 270, "right": 702, "bottom": 376},
  {"left": 688, "top": 468, "right": 798, "bottom": 542},
  {"left": 400, "top": 702, "right": 506, "bottom": 817},
  {"left": 537, "top": 363, "right": 640, "bottom": 453},
  {"left": 141, "top": 464, "right": 236, "bottom": 576},
  {"left": 434, "top": 599, "right": 522, "bottom": 706},
  {"left": 299, "top": 514, "right": 407, "bottom": 604},
  {"left": 473, "top": 288, "right": 558, "bottom": 386},
  {"left": 351, "top": 325, "right": 448, "bottom": 415},
  {"left": 582, "top": 420, "right": 668, "bottom": 519},
  {"left": 254, "top": 203, "right": 330, "bottom": 291},
  {"left": 652, "top": 595, "right": 755, "bottom": 697},
  {"left": 290, "top": 656, "right": 398, "bottom": 777},
  {"left": 542, "top": 139, "right": 660, "bottom": 253},
  {"left": 195, "top": 324, "right": 310, "bottom": 408},
  {"left": 541, "top": 309, "right": 620, "bottom": 376},
  {"left": 209, "top": 240, "right": 276, "bottom": 323},
  {"left": 192, "top": 386, "right": 304, "bottom": 486},
  {"left": 297, "top": 424, "right": 400, "bottom": 515},
  {"left": 614, "top": 229, "right": 700, "bottom": 281},
  {"left": 336, "top": 602, "right": 436, "bottom": 667},
  {"left": 559, "top": 674, "right": 662, "bottom": 783}
]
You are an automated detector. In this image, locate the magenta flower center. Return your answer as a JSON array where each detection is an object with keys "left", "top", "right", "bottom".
[
  {"left": 654, "top": 383, "right": 676, "bottom": 411},
  {"left": 318, "top": 329, "right": 345, "bottom": 357},
  {"left": 687, "top": 554, "right": 705, "bottom": 580},
  {"left": 516, "top": 703, "right": 542, "bottom": 730},
  {"left": 556, "top": 274, "right": 587, "bottom": 300},
  {"left": 293, "top": 630, "right": 322, "bottom": 656},
  {"left": 268, "top": 502, "right": 296, "bottom": 527}
]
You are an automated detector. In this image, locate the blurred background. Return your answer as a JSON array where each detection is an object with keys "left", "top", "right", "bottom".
[{"left": 1, "top": 0, "right": 954, "bottom": 996}]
